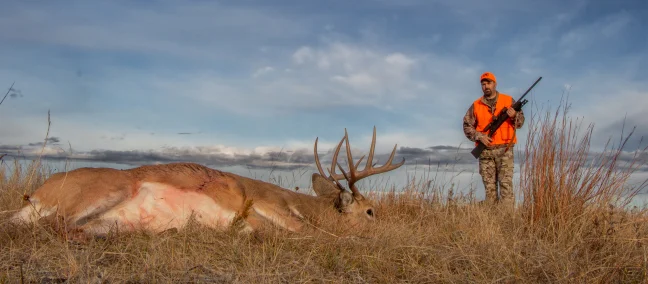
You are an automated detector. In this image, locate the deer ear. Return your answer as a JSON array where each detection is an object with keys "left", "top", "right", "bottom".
[{"left": 311, "top": 173, "right": 342, "bottom": 197}]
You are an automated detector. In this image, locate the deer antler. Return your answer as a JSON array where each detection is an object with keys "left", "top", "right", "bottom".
[
  {"left": 314, "top": 134, "right": 348, "bottom": 182},
  {"left": 314, "top": 127, "right": 405, "bottom": 197},
  {"left": 343, "top": 126, "right": 405, "bottom": 198}
]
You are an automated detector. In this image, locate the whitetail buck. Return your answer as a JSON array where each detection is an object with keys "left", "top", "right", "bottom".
[{"left": 9, "top": 127, "right": 404, "bottom": 238}]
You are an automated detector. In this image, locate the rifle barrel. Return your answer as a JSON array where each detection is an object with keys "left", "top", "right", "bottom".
[{"left": 517, "top": 76, "right": 542, "bottom": 103}]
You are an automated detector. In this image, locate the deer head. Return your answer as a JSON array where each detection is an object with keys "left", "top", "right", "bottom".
[{"left": 312, "top": 126, "right": 405, "bottom": 223}]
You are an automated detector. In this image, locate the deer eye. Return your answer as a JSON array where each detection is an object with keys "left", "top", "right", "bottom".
[{"left": 366, "top": 209, "right": 374, "bottom": 217}]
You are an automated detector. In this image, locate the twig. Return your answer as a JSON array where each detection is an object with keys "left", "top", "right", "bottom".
[
  {"left": 20, "top": 263, "right": 24, "bottom": 284},
  {"left": 0, "top": 209, "right": 21, "bottom": 215},
  {"left": 0, "top": 81, "right": 15, "bottom": 108},
  {"left": 303, "top": 220, "right": 340, "bottom": 238}
]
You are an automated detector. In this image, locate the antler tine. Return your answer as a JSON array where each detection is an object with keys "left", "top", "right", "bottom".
[
  {"left": 336, "top": 162, "right": 351, "bottom": 182},
  {"left": 344, "top": 128, "right": 356, "bottom": 178},
  {"left": 328, "top": 133, "right": 347, "bottom": 181},
  {"left": 343, "top": 128, "right": 365, "bottom": 198},
  {"left": 314, "top": 136, "right": 346, "bottom": 181},
  {"left": 327, "top": 168, "right": 346, "bottom": 191},
  {"left": 357, "top": 143, "right": 405, "bottom": 179},
  {"left": 337, "top": 161, "right": 362, "bottom": 197},
  {"left": 347, "top": 127, "right": 406, "bottom": 183},
  {"left": 314, "top": 137, "right": 328, "bottom": 178},
  {"left": 364, "top": 126, "right": 377, "bottom": 171},
  {"left": 336, "top": 161, "right": 365, "bottom": 197},
  {"left": 354, "top": 155, "right": 365, "bottom": 169}
]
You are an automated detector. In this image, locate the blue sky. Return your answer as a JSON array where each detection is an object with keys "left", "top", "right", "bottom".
[{"left": 1, "top": 0, "right": 647, "bottom": 185}]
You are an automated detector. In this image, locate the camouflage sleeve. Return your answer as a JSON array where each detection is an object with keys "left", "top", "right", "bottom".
[
  {"left": 511, "top": 100, "right": 525, "bottom": 129},
  {"left": 463, "top": 104, "right": 484, "bottom": 142}
]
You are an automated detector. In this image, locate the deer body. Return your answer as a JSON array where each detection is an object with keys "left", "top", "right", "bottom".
[{"left": 9, "top": 127, "right": 404, "bottom": 237}]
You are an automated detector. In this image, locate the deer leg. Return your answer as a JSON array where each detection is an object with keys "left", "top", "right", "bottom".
[
  {"left": 250, "top": 204, "right": 305, "bottom": 233},
  {"left": 9, "top": 197, "right": 58, "bottom": 226}
]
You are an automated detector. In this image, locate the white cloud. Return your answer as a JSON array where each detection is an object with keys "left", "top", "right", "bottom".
[
  {"left": 288, "top": 42, "right": 425, "bottom": 101},
  {"left": 331, "top": 73, "right": 378, "bottom": 91},
  {"left": 384, "top": 53, "right": 415, "bottom": 69},
  {"left": 292, "top": 46, "right": 314, "bottom": 64},
  {"left": 252, "top": 66, "right": 275, "bottom": 78},
  {"left": 149, "top": 40, "right": 466, "bottom": 117}
]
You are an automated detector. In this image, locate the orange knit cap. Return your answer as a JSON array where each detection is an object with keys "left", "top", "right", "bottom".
[{"left": 480, "top": 72, "right": 496, "bottom": 83}]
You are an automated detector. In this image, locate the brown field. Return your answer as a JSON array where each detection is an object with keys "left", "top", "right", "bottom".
[{"left": 1, "top": 101, "right": 648, "bottom": 283}]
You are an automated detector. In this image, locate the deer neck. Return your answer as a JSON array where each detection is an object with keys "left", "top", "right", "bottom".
[{"left": 286, "top": 190, "right": 339, "bottom": 219}]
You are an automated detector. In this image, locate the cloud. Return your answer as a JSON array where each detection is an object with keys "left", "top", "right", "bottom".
[
  {"left": 0, "top": 1, "right": 313, "bottom": 64},
  {"left": 596, "top": 112, "right": 648, "bottom": 152},
  {"left": 397, "top": 146, "right": 474, "bottom": 166},
  {"left": 292, "top": 43, "right": 421, "bottom": 98},
  {"left": 0, "top": 141, "right": 413, "bottom": 171},
  {"left": 7, "top": 87, "right": 23, "bottom": 99},
  {"left": 292, "top": 47, "right": 314, "bottom": 64},
  {"left": 559, "top": 10, "right": 633, "bottom": 57},
  {"left": 252, "top": 66, "right": 275, "bottom": 78},
  {"left": 28, "top": 137, "right": 61, "bottom": 146},
  {"left": 553, "top": 69, "right": 648, "bottom": 153},
  {"left": 3, "top": 138, "right": 644, "bottom": 176},
  {"left": 0, "top": 85, "right": 21, "bottom": 104},
  {"left": 146, "top": 39, "right": 482, "bottom": 125}
]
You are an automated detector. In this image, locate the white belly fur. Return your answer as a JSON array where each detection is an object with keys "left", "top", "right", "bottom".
[{"left": 93, "top": 182, "right": 237, "bottom": 233}]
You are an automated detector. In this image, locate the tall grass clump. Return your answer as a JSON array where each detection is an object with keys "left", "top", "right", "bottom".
[
  {"left": 520, "top": 95, "right": 648, "bottom": 238},
  {"left": 0, "top": 159, "right": 52, "bottom": 214}
]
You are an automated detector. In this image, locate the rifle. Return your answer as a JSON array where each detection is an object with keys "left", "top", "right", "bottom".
[{"left": 470, "top": 76, "right": 542, "bottom": 159}]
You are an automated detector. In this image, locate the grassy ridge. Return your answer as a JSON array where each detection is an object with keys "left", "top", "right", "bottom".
[{"left": 1, "top": 100, "right": 648, "bottom": 283}]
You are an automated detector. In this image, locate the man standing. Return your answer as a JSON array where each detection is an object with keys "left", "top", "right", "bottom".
[{"left": 463, "top": 72, "right": 525, "bottom": 206}]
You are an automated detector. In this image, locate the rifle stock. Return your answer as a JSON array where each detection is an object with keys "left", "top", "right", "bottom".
[
  {"left": 470, "top": 76, "right": 542, "bottom": 159},
  {"left": 470, "top": 143, "right": 487, "bottom": 158}
]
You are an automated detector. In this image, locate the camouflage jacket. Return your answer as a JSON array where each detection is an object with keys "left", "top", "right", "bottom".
[{"left": 463, "top": 92, "right": 525, "bottom": 142}]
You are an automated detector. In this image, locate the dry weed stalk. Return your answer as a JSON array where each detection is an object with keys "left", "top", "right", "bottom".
[
  {"left": 0, "top": 82, "right": 16, "bottom": 164},
  {"left": 520, "top": 94, "right": 648, "bottom": 238}
]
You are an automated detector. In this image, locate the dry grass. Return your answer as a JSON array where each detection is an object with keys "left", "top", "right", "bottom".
[{"left": 2, "top": 99, "right": 648, "bottom": 283}]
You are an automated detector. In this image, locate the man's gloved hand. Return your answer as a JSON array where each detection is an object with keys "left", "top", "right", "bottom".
[
  {"left": 478, "top": 134, "right": 492, "bottom": 147},
  {"left": 506, "top": 108, "right": 517, "bottom": 118}
]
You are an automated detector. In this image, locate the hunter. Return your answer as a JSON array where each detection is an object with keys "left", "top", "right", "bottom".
[{"left": 463, "top": 72, "right": 525, "bottom": 206}]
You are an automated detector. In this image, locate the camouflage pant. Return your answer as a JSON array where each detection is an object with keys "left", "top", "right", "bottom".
[{"left": 478, "top": 146, "right": 515, "bottom": 205}]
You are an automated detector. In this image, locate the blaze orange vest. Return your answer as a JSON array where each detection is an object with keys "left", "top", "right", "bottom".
[{"left": 473, "top": 93, "right": 518, "bottom": 146}]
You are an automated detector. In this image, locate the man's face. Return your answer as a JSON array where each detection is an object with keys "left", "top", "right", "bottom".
[{"left": 481, "top": 80, "right": 497, "bottom": 97}]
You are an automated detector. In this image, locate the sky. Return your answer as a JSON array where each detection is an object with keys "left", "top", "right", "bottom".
[{"left": 1, "top": 0, "right": 648, "bottom": 198}]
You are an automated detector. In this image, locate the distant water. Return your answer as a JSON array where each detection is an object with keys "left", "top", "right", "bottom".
[
  {"left": 3, "top": 157, "right": 647, "bottom": 210},
  {"left": 0, "top": 156, "right": 484, "bottom": 194}
]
